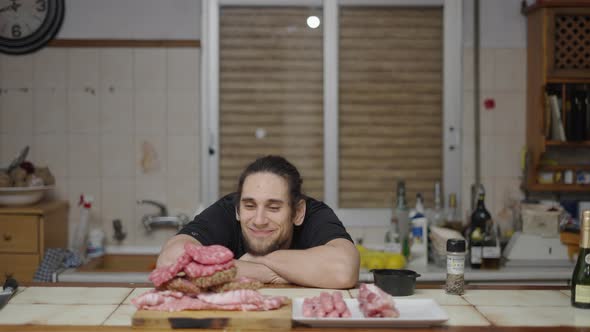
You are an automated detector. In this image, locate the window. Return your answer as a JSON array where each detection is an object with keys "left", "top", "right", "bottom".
[{"left": 202, "top": 0, "right": 462, "bottom": 226}]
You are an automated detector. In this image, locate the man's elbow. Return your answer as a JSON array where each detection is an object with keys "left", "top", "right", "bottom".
[{"left": 333, "top": 256, "right": 360, "bottom": 288}]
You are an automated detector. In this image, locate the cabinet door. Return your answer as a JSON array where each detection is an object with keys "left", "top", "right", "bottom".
[
  {"left": 547, "top": 8, "right": 590, "bottom": 78},
  {"left": 0, "top": 254, "right": 40, "bottom": 282},
  {"left": 0, "top": 216, "right": 39, "bottom": 253}
]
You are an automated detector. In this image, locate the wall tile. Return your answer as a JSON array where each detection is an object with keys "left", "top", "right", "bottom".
[
  {"left": 48, "top": 176, "right": 68, "bottom": 203},
  {"left": 135, "top": 135, "right": 167, "bottom": 175},
  {"left": 480, "top": 134, "right": 497, "bottom": 178},
  {"left": 166, "top": 175, "right": 199, "bottom": 216},
  {"left": 68, "top": 134, "right": 100, "bottom": 177},
  {"left": 100, "top": 49, "right": 134, "bottom": 91},
  {"left": 462, "top": 48, "right": 495, "bottom": 92},
  {"left": 101, "top": 134, "right": 134, "bottom": 177},
  {"left": 494, "top": 48, "right": 526, "bottom": 92},
  {"left": 167, "top": 135, "right": 196, "bottom": 176},
  {"left": 33, "top": 134, "right": 68, "bottom": 178},
  {"left": 34, "top": 48, "right": 67, "bottom": 89},
  {"left": 68, "top": 90, "right": 99, "bottom": 134},
  {"left": 1, "top": 89, "right": 33, "bottom": 135},
  {"left": 462, "top": 92, "right": 474, "bottom": 136},
  {"left": 33, "top": 88, "right": 67, "bottom": 134},
  {"left": 133, "top": 49, "right": 166, "bottom": 92},
  {"left": 167, "top": 92, "right": 199, "bottom": 135},
  {"left": 101, "top": 177, "right": 136, "bottom": 246},
  {"left": 1, "top": 54, "right": 34, "bottom": 88},
  {"left": 167, "top": 49, "right": 199, "bottom": 93},
  {"left": 67, "top": 49, "right": 99, "bottom": 90},
  {"left": 494, "top": 134, "right": 523, "bottom": 177},
  {"left": 134, "top": 91, "right": 166, "bottom": 135},
  {"left": 100, "top": 89, "right": 134, "bottom": 135},
  {"left": 493, "top": 92, "right": 525, "bottom": 136}
]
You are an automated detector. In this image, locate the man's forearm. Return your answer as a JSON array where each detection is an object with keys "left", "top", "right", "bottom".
[
  {"left": 234, "top": 260, "right": 288, "bottom": 284},
  {"left": 256, "top": 239, "right": 360, "bottom": 289}
]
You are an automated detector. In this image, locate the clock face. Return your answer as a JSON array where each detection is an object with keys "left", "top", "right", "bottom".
[
  {"left": 0, "top": 0, "right": 64, "bottom": 55},
  {"left": 0, "top": 0, "right": 49, "bottom": 39}
]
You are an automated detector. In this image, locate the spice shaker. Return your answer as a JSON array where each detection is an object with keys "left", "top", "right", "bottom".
[{"left": 446, "top": 238, "right": 466, "bottom": 295}]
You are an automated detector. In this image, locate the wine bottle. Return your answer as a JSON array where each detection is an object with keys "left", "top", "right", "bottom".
[
  {"left": 571, "top": 210, "right": 590, "bottom": 309},
  {"left": 468, "top": 184, "right": 491, "bottom": 269}
]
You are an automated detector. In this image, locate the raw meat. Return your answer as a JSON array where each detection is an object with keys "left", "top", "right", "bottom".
[
  {"left": 357, "top": 283, "right": 400, "bottom": 318},
  {"left": 132, "top": 289, "right": 289, "bottom": 312},
  {"left": 185, "top": 243, "right": 234, "bottom": 265},
  {"left": 301, "top": 291, "right": 351, "bottom": 318}
]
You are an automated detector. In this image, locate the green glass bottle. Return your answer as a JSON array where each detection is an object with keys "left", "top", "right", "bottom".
[{"left": 571, "top": 210, "right": 590, "bottom": 309}]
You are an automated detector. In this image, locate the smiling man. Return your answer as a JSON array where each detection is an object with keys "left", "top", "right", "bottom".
[{"left": 157, "top": 155, "right": 360, "bottom": 289}]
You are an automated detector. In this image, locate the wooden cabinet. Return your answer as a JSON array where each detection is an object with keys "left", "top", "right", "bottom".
[
  {"left": 524, "top": 1, "right": 590, "bottom": 192},
  {"left": 0, "top": 201, "right": 68, "bottom": 282}
]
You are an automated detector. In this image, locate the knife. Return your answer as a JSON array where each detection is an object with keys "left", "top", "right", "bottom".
[{"left": 0, "top": 277, "right": 18, "bottom": 310}]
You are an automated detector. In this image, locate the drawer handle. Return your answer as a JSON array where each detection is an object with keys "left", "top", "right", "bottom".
[{"left": 3, "top": 233, "right": 12, "bottom": 241}]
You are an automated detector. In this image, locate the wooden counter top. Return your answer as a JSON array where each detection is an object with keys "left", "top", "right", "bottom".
[
  {"left": 1, "top": 283, "right": 588, "bottom": 331},
  {"left": 0, "top": 200, "right": 68, "bottom": 215}
]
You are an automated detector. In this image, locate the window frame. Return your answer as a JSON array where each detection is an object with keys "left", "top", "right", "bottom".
[{"left": 201, "top": 0, "right": 463, "bottom": 227}]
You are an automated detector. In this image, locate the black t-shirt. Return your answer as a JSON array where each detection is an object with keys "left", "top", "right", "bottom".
[{"left": 178, "top": 193, "right": 353, "bottom": 259}]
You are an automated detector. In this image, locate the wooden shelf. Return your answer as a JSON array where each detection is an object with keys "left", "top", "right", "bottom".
[
  {"left": 545, "top": 140, "right": 590, "bottom": 147},
  {"left": 538, "top": 164, "right": 590, "bottom": 171},
  {"left": 546, "top": 78, "right": 590, "bottom": 84},
  {"left": 528, "top": 183, "right": 590, "bottom": 192}
]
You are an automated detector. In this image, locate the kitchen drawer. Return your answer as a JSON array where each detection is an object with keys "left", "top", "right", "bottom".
[
  {"left": 0, "top": 253, "right": 40, "bottom": 282},
  {"left": 0, "top": 215, "right": 39, "bottom": 253}
]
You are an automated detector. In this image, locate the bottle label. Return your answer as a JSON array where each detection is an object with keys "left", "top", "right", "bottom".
[
  {"left": 585, "top": 253, "right": 590, "bottom": 265},
  {"left": 482, "top": 246, "right": 501, "bottom": 258},
  {"left": 575, "top": 285, "right": 590, "bottom": 304},
  {"left": 471, "top": 246, "right": 482, "bottom": 264},
  {"left": 447, "top": 255, "right": 465, "bottom": 274}
]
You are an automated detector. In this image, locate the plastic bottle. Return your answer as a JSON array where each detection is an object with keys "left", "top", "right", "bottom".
[
  {"left": 86, "top": 228, "right": 105, "bottom": 258},
  {"left": 446, "top": 238, "right": 466, "bottom": 295},
  {"left": 72, "top": 194, "right": 93, "bottom": 259}
]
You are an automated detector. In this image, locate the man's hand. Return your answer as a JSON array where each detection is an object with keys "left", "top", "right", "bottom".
[{"left": 156, "top": 234, "right": 201, "bottom": 267}]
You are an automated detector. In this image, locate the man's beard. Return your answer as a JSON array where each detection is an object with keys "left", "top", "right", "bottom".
[{"left": 244, "top": 225, "right": 293, "bottom": 256}]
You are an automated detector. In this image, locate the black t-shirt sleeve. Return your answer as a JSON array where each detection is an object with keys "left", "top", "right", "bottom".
[
  {"left": 177, "top": 194, "right": 238, "bottom": 250},
  {"left": 296, "top": 199, "right": 353, "bottom": 248}
]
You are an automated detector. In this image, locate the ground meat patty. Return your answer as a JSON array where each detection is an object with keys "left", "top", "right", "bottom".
[
  {"left": 164, "top": 267, "right": 238, "bottom": 293},
  {"left": 210, "top": 278, "right": 263, "bottom": 293}
]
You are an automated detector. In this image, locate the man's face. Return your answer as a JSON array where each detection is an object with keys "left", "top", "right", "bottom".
[{"left": 239, "top": 172, "right": 294, "bottom": 256}]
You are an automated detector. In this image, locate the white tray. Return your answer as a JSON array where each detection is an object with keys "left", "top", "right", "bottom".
[{"left": 292, "top": 298, "right": 448, "bottom": 328}]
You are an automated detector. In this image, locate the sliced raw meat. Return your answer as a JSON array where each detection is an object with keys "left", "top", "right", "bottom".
[
  {"left": 357, "top": 283, "right": 400, "bottom": 318},
  {"left": 132, "top": 289, "right": 289, "bottom": 312},
  {"left": 149, "top": 253, "right": 192, "bottom": 287},
  {"left": 197, "top": 289, "right": 265, "bottom": 305},
  {"left": 184, "top": 243, "right": 233, "bottom": 265}
]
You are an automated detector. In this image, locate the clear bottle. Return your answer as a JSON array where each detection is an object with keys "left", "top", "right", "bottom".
[
  {"left": 468, "top": 184, "right": 491, "bottom": 269},
  {"left": 392, "top": 181, "right": 410, "bottom": 259},
  {"left": 446, "top": 238, "right": 466, "bottom": 295},
  {"left": 429, "top": 181, "right": 444, "bottom": 226},
  {"left": 444, "top": 193, "right": 463, "bottom": 232},
  {"left": 411, "top": 193, "right": 426, "bottom": 244},
  {"left": 571, "top": 210, "right": 590, "bottom": 309}
]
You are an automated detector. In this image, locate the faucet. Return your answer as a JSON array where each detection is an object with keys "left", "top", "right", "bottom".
[
  {"left": 137, "top": 200, "right": 189, "bottom": 232},
  {"left": 112, "top": 219, "right": 127, "bottom": 242},
  {"left": 137, "top": 199, "right": 168, "bottom": 217}
]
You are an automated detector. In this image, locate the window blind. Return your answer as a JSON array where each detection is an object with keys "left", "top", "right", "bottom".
[
  {"left": 339, "top": 7, "right": 443, "bottom": 208},
  {"left": 219, "top": 7, "right": 324, "bottom": 199}
]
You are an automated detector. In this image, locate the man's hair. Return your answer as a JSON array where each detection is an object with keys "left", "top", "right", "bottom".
[{"left": 235, "top": 155, "right": 304, "bottom": 217}]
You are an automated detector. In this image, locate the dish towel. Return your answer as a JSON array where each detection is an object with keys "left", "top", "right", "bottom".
[{"left": 33, "top": 248, "right": 83, "bottom": 282}]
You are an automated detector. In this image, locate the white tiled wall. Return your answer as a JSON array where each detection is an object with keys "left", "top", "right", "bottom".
[
  {"left": 461, "top": 47, "right": 526, "bottom": 220},
  {"left": 0, "top": 46, "right": 526, "bottom": 248},
  {"left": 0, "top": 47, "right": 201, "bottom": 247}
]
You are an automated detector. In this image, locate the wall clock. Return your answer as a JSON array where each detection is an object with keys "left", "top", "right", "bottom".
[{"left": 0, "top": 0, "right": 65, "bottom": 55}]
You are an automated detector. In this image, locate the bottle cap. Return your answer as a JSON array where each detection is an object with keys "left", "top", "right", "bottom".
[{"left": 447, "top": 238, "right": 466, "bottom": 253}]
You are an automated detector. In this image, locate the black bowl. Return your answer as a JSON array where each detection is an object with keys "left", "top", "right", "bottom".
[{"left": 371, "top": 269, "right": 421, "bottom": 296}]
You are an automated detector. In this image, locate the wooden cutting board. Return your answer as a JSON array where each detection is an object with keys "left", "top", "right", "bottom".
[{"left": 132, "top": 303, "right": 292, "bottom": 330}]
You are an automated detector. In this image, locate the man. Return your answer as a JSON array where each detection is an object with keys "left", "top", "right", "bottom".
[{"left": 157, "top": 155, "right": 359, "bottom": 289}]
